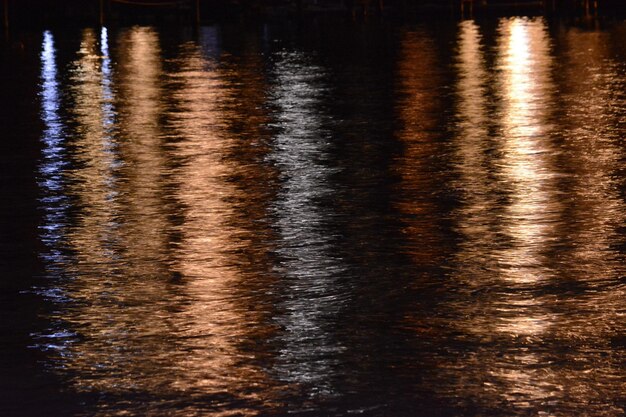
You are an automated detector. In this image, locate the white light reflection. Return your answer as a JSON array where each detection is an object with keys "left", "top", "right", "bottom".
[
  {"left": 100, "top": 27, "right": 114, "bottom": 124},
  {"left": 269, "top": 51, "right": 346, "bottom": 402},
  {"left": 33, "top": 30, "right": 76, "bottom": 359},
  {"left": 38, "top": 30, "right": 68, "bottom": 275}
]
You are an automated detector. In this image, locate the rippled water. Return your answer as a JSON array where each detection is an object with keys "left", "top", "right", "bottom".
[{"left": 1, "top": 15, "right": 625, "bottom": 417}]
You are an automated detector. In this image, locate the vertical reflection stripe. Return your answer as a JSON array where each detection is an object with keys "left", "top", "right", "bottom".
[{"left": 269, "top": 51, "right": 345, "bottom": 402}]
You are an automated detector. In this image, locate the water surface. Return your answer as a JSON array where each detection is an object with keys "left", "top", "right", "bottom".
[{"left": 1, "top": 15, "right": 625, "bottom": 416}]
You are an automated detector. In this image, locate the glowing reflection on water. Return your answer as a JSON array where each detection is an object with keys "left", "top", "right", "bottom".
[
  {"left": 26, "top": 19, "right": 626, "bottom": 417},
  {"left": 38, "top": 30, "right": 66, "bottom": 262},
  {"left": 268, "top": 50, "right": 347, "bottom": 405},
  {"left": 449, "top": 17, "right": 626, "bottom": 415}
]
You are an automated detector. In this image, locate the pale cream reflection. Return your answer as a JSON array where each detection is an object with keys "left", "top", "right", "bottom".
[
  {"left": 493, "top": 16, "right": 559, "bottom": 401},
  {"left": 452, "top": 18, "right": 564, "bottom": 409},
  {"left": 498, "top": 18, "right": 557, "bottom": 288}
]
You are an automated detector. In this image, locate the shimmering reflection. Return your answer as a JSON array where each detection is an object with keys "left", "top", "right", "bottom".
[
  {"left": 497, "top": 17, "right": 557, "bottom": 322},
  {"left": 66, "top": 27, "right": 119, "bottom": 279},
  {"left": 268, "top": 50, "right": 347, "bottom": 405},
  {"left": 453, "top": 16, "right": 563, "bottom": 408},
  {"left": 165, "top": 29, "right": 277, "bottom": 413},
  {"left": 23, "top": 19, "right": 626, "bottom": 417},
  {"left": 36, "top": 30, "right": 72, "bottom": 307},
  {"left": 114, "top": 27, "right": 171, "bottom": 278},
  {"left": 547, "top": 23, "right": 626, "bottom": 413},
  {"left": 38, "top": 30, "right": 65, "bottom": 257},
  {"left": 40, "top": 26, "right": 126, "bottom": 396},
  {"left": 394, "top": 29, "right": 448, "bottom": 266},
  {"left": 490, "top": 18, "right": 559, "bottom": 403},
  {"left": 449, "top": 17, "right": 626, "bottom": 416},
  {"left": 452, "top": 20, "right": 493, "bottom": 255}
]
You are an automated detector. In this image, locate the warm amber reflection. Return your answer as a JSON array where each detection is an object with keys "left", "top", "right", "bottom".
[
  {"left": 54, "top": 27, "right": 171, "bottom": 398},
  {"left": 550, "top": 25, "right": 626, "bottom": 407},
  {"left": 448, "top": 18, "right": 626, "bottom": 414},
  {"left": 41, "top": 27, "right": 284, "bottom": 413},
  {"left": 394, "top": 29, "right": 447, "bottom": 265},
  {"left": 115, "top": 27, "right": 171, "bottom": 278},
  {"left": 452, "top": 20, "right": 493, "bottom": 249}
]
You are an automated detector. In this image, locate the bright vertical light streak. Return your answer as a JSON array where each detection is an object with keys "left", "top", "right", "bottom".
[
  {"left": 498, "top": 18, "right": 556, "bottom": 288},
  {"left": 454, "top": 20, "right": 489, "bottom": 196},
  {"left": 168, "top": 40, "right": 248, "bottom": 395},
  {"left": 452, "top": 20, "right": 497, "bottom": 277},
  {"left": 63, "top": 27, "right": 120, "bottom": 270},
  {"left": 101, "top": 27, "right": 114, "bottom": 125},
  {"left": 493, "top": 17, "right": 560, "bottom": 403},
  {"left": 270, "top": 51, "right": 345, "bottom": 399},
  {"left": 39, "top": 30, "right": 67, "bottom": 262},
  {"left": 100, "top": 27, "right": 109, "bottom": 56},
  {"left": 41, "top": 31, "right": 62, "bottom": 159}
]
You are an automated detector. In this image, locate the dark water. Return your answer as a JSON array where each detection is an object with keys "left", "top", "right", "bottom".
[{"left": 1, "top": 15, "right": 625, "bottom": 417}]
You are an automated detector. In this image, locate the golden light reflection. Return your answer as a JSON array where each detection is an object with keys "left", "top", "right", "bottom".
[
  {"left": 558, "top": 28, "right": 625, "bottom": 274},
  {"left": 54, "top": 27, "right": 178, "bottom": 403},
  {"left": 41, "top": 26, "right": 283, "bottom": 414},
  {"left": 66, "top": 28, "right": 119, "bottom": 274},
  {"left": 115, "top": 27, "right": 171, "bottom": 278},
  {"left": 166, "top": 30, "right": 282, "bottom": 413},
  {"left": 168, "top": 40, "right": 261, "bottom": 403},
  {"left": 548, "top": 25, "right": 626, "bottom": 405},
  {"left": 452, "top": 19, "right": 493, "bottom": 246}
]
